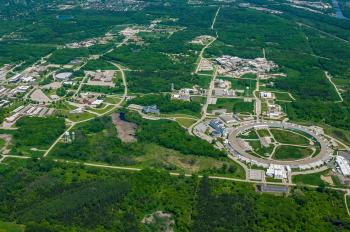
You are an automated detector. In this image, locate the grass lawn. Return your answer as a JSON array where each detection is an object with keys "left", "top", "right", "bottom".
[
  {"left": 261, "top": 102, "right": 268, "bottom": 114},
  {"left": 191, "top": 96, "right": 206, "bottom": 104},
  {"left": 292, "top": 170, "right": 329, "bottom": 186},
  {"left": 248, "top": 140, "right": 274, "bottom": 157},
  {"left": 256, "top": 129, "right": 270, "bottom": 138},
  {"left": 131, "top": 144, "right": 246, "bottom": 179},
  {"left": 274, "top": 92, "right": 293, "bottom": 101},
  {"left": 175, "top": 118, "right": 197, "bottom": 128},
  {"left": 266, "top": 176, "right": 283, "bottom": 183},
  {"left": 198, "top": 70, "right": 213, "bottom": 75},
  {"left": 103, "top": 96, "right": 122, "bottom": 104},
  {"left": 0, "top": 221, "right": 25, "bottom": 232},
  {"left": 66, "top": 112, "right": 96, "bottom": 122},
  {"left": 230, "top": 79, "right": 256, "bottom": 94},
  {"left": 208, "top": 98, "right": 254, "bottom": 113},
  {"left": 87, "top": 104, "right": 115, "bottom": 114},
  {"left": 273, "top": 145, "right": 313, "bottom": 160},
  {"left": 270, "top": 129, "right": 310, "bottom": 145},
  {"left": 241, "top": 73, "right": 257, "bottom": 79},
  {"left": 239, "top": 130, "right": 259, "bottom": 139}
]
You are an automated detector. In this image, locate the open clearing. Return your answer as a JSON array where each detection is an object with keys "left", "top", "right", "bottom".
[
  {"left": 273, "top": 145, "right": 313, "bottom": 160},
  {"left": 112, "top": 112, "right": 137, "bottom": 143},
  {"left": 0, "top": 221, "right": 25, "bottom": 232},
  {"left": 270, "top": 129, "right": 310, "bottom": 145}
]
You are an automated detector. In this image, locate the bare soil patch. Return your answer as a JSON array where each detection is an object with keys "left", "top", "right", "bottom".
[
  {"left": 321, "top": 175, "right": 334, "bottom": 186},
  {"left": 112, "top": 112, "right": 137, "bottom": 142},
  {"left": 142, "top": 211, "right": 174, "bottom": 232},
  {"left": 0, "top": 134, "right": 12, "bottom": 155}
]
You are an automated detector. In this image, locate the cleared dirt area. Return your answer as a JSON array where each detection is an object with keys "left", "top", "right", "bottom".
[
  {"left": 0, "top": 134, "right": 12, "bottom": 155},
  {"left": 321, "top": 175, "right": 334, "bottom": 186},
  {"left": 112, "top": 112, "right": 137, "bottom": 143},
  {"left": 42, "top": 82, "right": 62, "bottom": 89},
  {"left": 30, "top": 89, "right": 51, "bottom": 103},
  {"left": 142, "top": 211, "right": 174, "bottom": 232}
]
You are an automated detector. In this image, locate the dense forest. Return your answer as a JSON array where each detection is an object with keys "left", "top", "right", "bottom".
[
  {"left": 125, "top": 111, "right": 225, "bottom": 158},
  {"left": 0, "top": 159, "right": 349, "bottom": 231},
  {"left": 13, "top": 116, "right": 66, "bottom": 149},
  {"left": 51, "top": 112, "right": 225, "bottom": 166},
  {"left": 128, "top": 94, "right": 201, "bottom": 116}
]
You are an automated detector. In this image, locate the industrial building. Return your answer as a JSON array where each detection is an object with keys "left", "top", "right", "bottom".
[
  {"left": 219, "top": 113, "right": 240, "bottom": 125},
  {"left": 8, "top": 74, "right": 22, "bottom": 83},
  {"left": 142, "top": 105, "right": 160, "bottom": 116},
  {"left": 209, "top": 119, "right": 228, "bottom": 137},
  {"left": 266, "top": 164, "right": 288, "bottom": 179},
  {"left": 335, "top": 156, "right": 350, "bottom": 176},
  {"left": 260, "top": 91, "right": 274, "bottom": 99},
  {"left": 55, "top": 72, "right": 73, "bottom": 80}
]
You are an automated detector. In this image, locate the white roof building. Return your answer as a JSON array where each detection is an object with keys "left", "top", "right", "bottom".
[
  {"left": 336, "top": 156, "right": 350, "bottom": 176},
  {"left": 56, "top": 72, "right": 73, "bottom": 80},
  {"left": 260, "top": 91, "right": 273, "bottom": 99},
  {"left": 22, "top": 76, "right": 35, "bottom": 83},
  {"left": 266, "top": 164, "right": 287, "bottom": 179},
  {"left": 91, "top": 99, "right": 103, "bottom": 106},
  {"left": 5, "top": 113, "right": 21, "bottom": 123}
]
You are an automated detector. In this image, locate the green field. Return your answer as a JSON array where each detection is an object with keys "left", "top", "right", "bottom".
[
  {"left": 292, "top": 170, "right": 331, "bottom": 186},
  {"left": 240, "top": 73, "right": 257, "bottom": 79},
  {"left": 0, "top": 139, "right": 5, "bottom": 150},
  {"left": 66, "top": 112, "right": 96, "bottom": 122},
  {"left": 270, "top": 129, "right": 310, "bottom": 145},
  {"left": 0, "top": 221, "right": 24, "bottom": 232},
  {"left": 175, "top": 117, "right": 197, "bottom": 128},
  {"left": 239, "top": 130, "right": 259, "bottom": 140},
  {"left": 273, "top": 145, "right": 313, "bottom": 160},
  {"left": 256, "top": 129, "right": 271, "bottom": 138},
  {"left": 103, "top": 96, "right": 122, "bottom": 104},
  {"left": 248, "top": 140, "right": 274, "bottom": 157},
  {"left": 273, "top": 92, "right": 293, "bottom": 101},
  {"left": 208, "top": 98, "right": 254, "bottom": 113}
]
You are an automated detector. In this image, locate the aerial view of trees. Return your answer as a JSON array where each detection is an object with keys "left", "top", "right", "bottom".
[
  {"left": 128, "top": 94, "right": 201, "bottom": 116},
  {"left": 0, "top": 159, "right": 349, "bottom": 231},
  {"left": 14, "top": 116, "right": 65, "bottom": 149}
]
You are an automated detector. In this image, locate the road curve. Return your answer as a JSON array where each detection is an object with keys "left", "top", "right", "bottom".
[{"left": 227, "top": 121, "right": 333, "bottom": 167}]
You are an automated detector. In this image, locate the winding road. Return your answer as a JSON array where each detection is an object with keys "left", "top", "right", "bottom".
[{"left": 43, "top": 61, "right": 127, "bottom": 157}]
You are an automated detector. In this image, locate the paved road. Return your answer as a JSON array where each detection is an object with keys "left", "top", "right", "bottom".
[
  {"left": 188, "top": 68, "right": 217, "bottom": 135},
  {"left": 253, "top": 75, "right": 261, "bottom": 122},
  {"left": 52, "top": 158, "right": 349, "bottom": 192},
  {"left": 43, "top": 62, "right": 127, "bottom": 157},
  {"left": 194, "top": 36, "right": 217, "bottom": 74}
]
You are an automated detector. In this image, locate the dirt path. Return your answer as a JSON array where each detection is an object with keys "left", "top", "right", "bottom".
[
  {"left": 211, "top": 6, "right": 221, "bottom": 30},
  {"left": 325, "top": 71, "right": 343, "bottom": 103},
  {"left": 0, "top": 134, "right": 12, "bottom": 155}
]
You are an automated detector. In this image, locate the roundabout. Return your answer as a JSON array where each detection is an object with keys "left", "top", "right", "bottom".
[{"left": 227, "top": 121, "right": 334, "bottom": 169}]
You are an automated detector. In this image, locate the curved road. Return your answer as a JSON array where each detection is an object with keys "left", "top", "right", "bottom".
[
  {"left": 227, "top": 121, "right": 333, "bottom": 167},
  {"left": 43, "top": 62, "right": 127, "bottom": 157}
]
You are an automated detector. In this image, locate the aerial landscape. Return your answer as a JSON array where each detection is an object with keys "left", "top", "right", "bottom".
[{"left": 1, "top": 0, "right": 350, "bottom": 231}]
